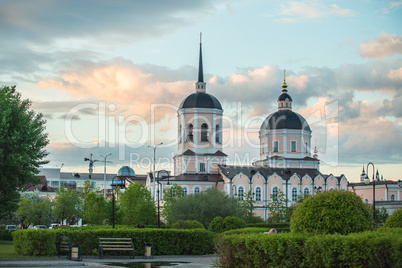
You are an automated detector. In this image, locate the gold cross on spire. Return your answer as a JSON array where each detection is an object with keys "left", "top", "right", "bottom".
[{"left": 283, "top": 69, "right": 286, "bottom": 82}]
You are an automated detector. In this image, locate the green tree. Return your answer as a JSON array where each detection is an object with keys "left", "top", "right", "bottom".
[
  {"left": 383, "top": 208, "right": 402, "bottom": 228},
  {"left": 119, "top": 182, "right": 157, "bottom": 225},
  {"left": 290, "top": 190, "right": 375, "bottom": 235},
  {"left": 168, "top": 187, "right": 247, "bottom": 227},
  {"left": 266, "top": 189, "right": 289, "bottom": 223},
  {"left": 375, "top": 206, "right": 389, "bottom": 225},
  {"left": 83, "top": 192, "right": 107, "bottom": 225},
  {"left": 53, "top": 186, "right": 81, "bottom": 224},
  {"left": 0, "top": 85, "right": 49, "bottom": 220},
  {"left": 162, "top": 184, "right": 185, "bottom": 224},
  {"left": 17, "top": 197, "right": 53, "bottom": 226}
]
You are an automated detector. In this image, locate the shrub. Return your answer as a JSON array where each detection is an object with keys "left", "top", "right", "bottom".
[
  {"left": 0, "top": 229, "right": 14, "bottom": 240},
  {"left": 222, "top": 227, "right": 282, "bottom": 236},
  {"left": 223, "top": 216, "right": 246, "bottom": 231},
  {"left": 290, "top": 190, "right": 375, "bottom": 235},
  {"left": 208, "top": 217, "right": 224, "bottom": 233},
  {"left": 217, "top": 229, "right": 402, "bottom": 268},
  {"left": 171, "top": 220, "right": 205, "bottom": 229},
  {"left": 383, "top": 208, "right": 402, "bottom": 228},
  {"left": 13, "top": 228, "right": 215, "bottom": 256},
  {"left": 13, "top": 230, "right": 56, "bottom": 256}
]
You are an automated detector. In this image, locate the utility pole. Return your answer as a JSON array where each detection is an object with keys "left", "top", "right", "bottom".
[
  {"left": 148, "top": 142, "right": 163, "bottom": 200},
  {"left": 100, "top": 153, "right": 112, "bottom": 198},
  {"left": 84, "top": 154, "right": 99, "bottom": 179}
]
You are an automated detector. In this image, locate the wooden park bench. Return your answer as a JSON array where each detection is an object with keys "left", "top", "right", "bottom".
[
  {"left": 57, "top": 236, "right": 82, "bottom": 261},
  {"left": 98, "top": 238, "right": 135, "bottom": 259}
]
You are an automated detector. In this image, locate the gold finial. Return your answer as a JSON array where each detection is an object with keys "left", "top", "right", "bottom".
[
  {"left": 200, "top": 32, "right": 202, "bottom": 45},
  {"left": 282, "top": 69, "right": 288, "bottom": 89},
  {"left": 314, "top": 138, "right": 318, "bottom": 154}
]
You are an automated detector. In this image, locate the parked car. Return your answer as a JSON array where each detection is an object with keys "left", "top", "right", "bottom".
[
  {"left": 49, "top": 223, "right": 59, "bottom": 229},
  {"left": 5, "top": 225, "right": 17, "bottom": 230},
  {"left": 33, "top": 225, "right": 48, "bottom": 229}
]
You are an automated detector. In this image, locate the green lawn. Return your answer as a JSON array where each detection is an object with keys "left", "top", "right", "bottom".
[{"left": 0, "top": 240, "right": 29, "bottom": 258}]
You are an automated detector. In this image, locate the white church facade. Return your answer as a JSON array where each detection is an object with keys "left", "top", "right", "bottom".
[{"left": 144, "top": 37, "right": 348, "bottom": 220}]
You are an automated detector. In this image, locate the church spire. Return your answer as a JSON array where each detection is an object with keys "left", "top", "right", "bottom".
[{"left": 195, "top": 32, "right": 206, "bottom": 93}]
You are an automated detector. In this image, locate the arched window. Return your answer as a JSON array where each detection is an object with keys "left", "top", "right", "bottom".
[
  {"left": 304, "top": 188, "right": 310, "bottom": 195},
  {"left": 272, "top": 186, "right": 279, "bottom": 201},
  {"left": 183, "top": 187, "right": 188, "bottom": 196},
  {"left": 194, "top": 186, "right": 200, "bottom": 193},
  {"left": 238, "top": 186, "right": 244, "bottom": 201},
  {"left": 201, "top": 123, "right": 209, "bottom": 142},
  {"left": 215, "top": 124, "right": 220, "bottom": 143},
  {"left": 187, "top": 124, "right": 193, "bottom": 142},
  {"left": 255, "top": 187, "right": 261, "bottom": 201},
  {"left": 365, "top": 199, "right": 369, "bottom": 204},
  {"left": 391, "top": 194, "right": 395, "bottom": 201},
  {"left": 292, "top": 188, "right": 297, "bottom": 202}
]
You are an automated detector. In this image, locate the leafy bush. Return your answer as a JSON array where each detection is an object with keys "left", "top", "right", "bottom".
[
  {"left": 13, "top": 228, "right": 215, "bottom": 256},
  {"left": 208, "top": 217, "right": 224, "bottom": 233},
  {"left": 0, "top": 229, "right": 14, "bottom": 241},
  {"left": 246, "top": 222, "right": 290, "bottom": 229},
  {"left": 383, "top": 208, "right": 402, "bottom": 228},
  {"left": 223, "top": 216, "right": 246, "bottom": 231},
  {"left": 217, "top": 229, "right": 402, "bottom": 268},
  {"left": 13, "top": 230, "right": 56, "bottom": 256},
  {"left": 290, "top": 190, "right": 375, "bottom": 235},
  {"left": 167, "top": 188, "right": 246, "bottom": 227},
  {"left": 171, "top": 220, "right": 205, "bottom": 229}
]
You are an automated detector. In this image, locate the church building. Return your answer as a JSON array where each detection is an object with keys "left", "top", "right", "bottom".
[{"left": 149, "top": 37, "right": 348, "bottom": 220}]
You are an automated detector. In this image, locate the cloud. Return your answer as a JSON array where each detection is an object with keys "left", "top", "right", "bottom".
[
  {"left": 387, "top": 67, "right": 402, "bottom": 80},
  {"left": 359, "top": 33, "right": 402, "bottom": 59},
  {"left": 273, "top": 0, "right": 357, "bottom": 22}
]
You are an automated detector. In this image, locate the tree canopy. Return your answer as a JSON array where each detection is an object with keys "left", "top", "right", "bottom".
[
  {"left": 119, "top": 182, "right": 157, "bottom": 225},
  {"left": 52, "top": 186, "right": 81, "bottom": 224},
  {"left": 167, "top": 187, "right": 247, "bottom": 227},
  {"left": 0, "top": 85, "right": 49, "bottom": 219}
]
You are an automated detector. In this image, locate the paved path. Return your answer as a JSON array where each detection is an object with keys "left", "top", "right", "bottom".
[{"left": 0, "top": 255, "right": 219, "bottom": 268}]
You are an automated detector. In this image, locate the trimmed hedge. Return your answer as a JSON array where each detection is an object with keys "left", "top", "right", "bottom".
[
  {"left": 246, "top": 222, "right": 290, "bottom": 229},
  {"left": 13, "top": 228, "right": 215, "bottom": 256},
  {"left": 217, "top": 229, "right": 402, "bottom": 268},
  {"left": 13, "top": 230, "right": 57, "bottom": 256},
  {"left": 383, "top": 208, "right": 402, "bottom": 228},
  {"left": 171, "top": 220, "right": 205, "bottom": 229},
  {"left": 0, "top": 229, "right": 14, "bottom": 241}
]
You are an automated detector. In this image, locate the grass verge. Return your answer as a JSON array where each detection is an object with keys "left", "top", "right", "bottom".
[{"left": 0, "top": 240, "right": 29, "bottom": 258}]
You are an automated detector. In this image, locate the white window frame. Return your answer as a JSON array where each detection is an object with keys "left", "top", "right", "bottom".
[
  {"left": 199, "top": 163, "right": 206, "bottom": 173},
  {"left": 273, "top": 140, "right": 279, "bottom": 153},
  {"left": 291, "top": 140, "right": 297, "bottom": 152}
]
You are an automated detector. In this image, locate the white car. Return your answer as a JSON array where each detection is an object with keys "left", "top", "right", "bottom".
[{"left": 5, "top": 225, "right": 17, "bottom": 230}]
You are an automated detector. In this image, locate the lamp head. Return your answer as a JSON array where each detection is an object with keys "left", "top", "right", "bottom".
[{"left": 364, "top": 174, "right": 370, "bottom": 185}]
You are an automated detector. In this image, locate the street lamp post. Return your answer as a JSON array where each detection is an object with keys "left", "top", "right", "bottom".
[
  {"left": 148, "top": 142, "right": 163, "bottom": 201},
  {"left": 111, "top": 176, "right": 118, "bottom": 229},
  {"left": 156, "top": 170, "right": 172, "bottom": 228},
  {"left": 364, "top": 162, "right": 376, "bottom": 221},
  {"left": 100, "top": 153, "right": 112, "bottom": 199}
]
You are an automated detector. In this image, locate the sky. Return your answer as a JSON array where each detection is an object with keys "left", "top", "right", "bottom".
[{"left": 1, "top": 0, "right": 401, "bottom": 182}]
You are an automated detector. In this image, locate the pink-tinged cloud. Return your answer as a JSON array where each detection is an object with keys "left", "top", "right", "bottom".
[
  {"left": 287, "top": 74, "right": 309, "bottom": 92},
  {"left": 38, "top": 59, "right": 191, "bottom": 123},
  {"left": 387, "top": 67, "right": 402, "bottom": 80},
  {"left": 359, "top": 33, "right": 402, "bottom": 59}
]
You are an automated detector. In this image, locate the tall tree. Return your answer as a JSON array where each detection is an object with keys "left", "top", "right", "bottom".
[
  {"left": 53, "top": 186, "right": 81, "bottom": 224},
  {"left": 83, "top": 192, "right": 107, "bottom": 225},
  {"left": 119, "top": 182, "right": 157, "bottom": 225},
  {"left": 17, "top": 197, "right": 53, "bottom": 227},
  {"left": 0, "top": 85, "right": 49, "bottom": 219},
  {"left": 162, "top": 184, "right": 185, "bottom": 224}
]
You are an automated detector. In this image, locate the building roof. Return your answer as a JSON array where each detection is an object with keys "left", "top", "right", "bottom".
[
  {"left": 218, "top": 164, "right": 342, "bottom": 182},
  {"left": 117, "top": 166, "right": 135, "bottom": 177},
  {"left": 60, "top": 172, "right": 117, "bottom": 181},
  {"left": 260, "top": 110, "right": 311, "bottom": 132},
  {"left": 169, "top": 173, "right": 223, "bottom": 183},
  {"left": 177, "top": 149, "right": 227, "bottom": 157},
  {"left": 278, "top": 93, "right": 293, "bottom": 101},
  {"left": 179, "top": 92, "right": 222, "bottom": 110}
]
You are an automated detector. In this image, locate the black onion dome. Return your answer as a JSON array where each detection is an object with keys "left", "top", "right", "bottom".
[
  {"left": 260, "top": 110, "right": 311, "bottom": 132},
  {"left": 278, "top": 93, "right": 292, "bottom": 101},
  {"left": 179, "top": 92, "right": 222, "bottom": 110}
]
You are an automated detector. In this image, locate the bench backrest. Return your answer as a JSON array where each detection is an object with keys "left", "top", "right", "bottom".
[{"left": 99, "top": 238, "right": 135, "bottom": 250}]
